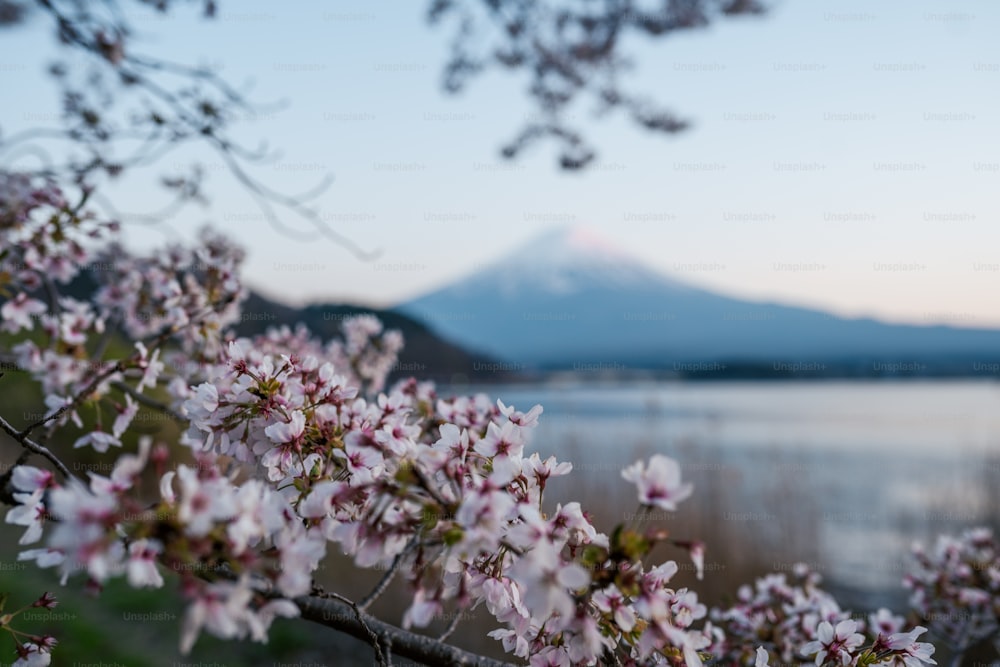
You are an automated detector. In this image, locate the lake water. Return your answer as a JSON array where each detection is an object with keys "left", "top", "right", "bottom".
[{"left": 445, "top": 379, "right": 1000, "bottom": 611}]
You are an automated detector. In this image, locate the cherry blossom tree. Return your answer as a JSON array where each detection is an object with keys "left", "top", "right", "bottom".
[
  {"left": 0, "top": 170, "right": 963, "bottom": 667},
  {"left": 0, "top": 173, "right": 714, "bottom": 665},
  {"left": 0, "top": 172, "right": 718, "bottom": 665}
]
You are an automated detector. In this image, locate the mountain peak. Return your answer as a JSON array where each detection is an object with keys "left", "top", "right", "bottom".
[
  {"left": 533, "top": 223, "right": 620, "bottom": 248},
  {"left": 399, "top": 226, "right": 1000, "bottom": 368},
  {"left": 473, "top": 225, "right": 680, "bottom": 297},
  {"left": 513, "top": 224, "right": 632, "bottom": 265}
]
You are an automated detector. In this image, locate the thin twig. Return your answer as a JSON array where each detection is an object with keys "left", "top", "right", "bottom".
[
  {"left": 0, "top": 414, "right": 73, "bottom": 480},
  {"left": 111, "top": 380, "right": 187, "bottom": 424},
  {"left": 322, "top": 590, "right": 389, "bottom": 667},
  {"left": 91, "top": 314, "right": 119, "bottom": 361},
  {"left": 358, "top": 538, "right": 417, "bottom": 612},
  {"left": 438, "top": 611, "right": 463, "bottom": 642},
  {"left": 41, "top": 274, "right": 60, "bottom": 314},
  {"left": 19, "top": 360, "right": 125, "bottom": 437},
  {"left": 413, "top": 466, "right": 451, "bottom": 508}
]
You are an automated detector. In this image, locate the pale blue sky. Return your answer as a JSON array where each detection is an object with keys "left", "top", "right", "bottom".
[{"left": 2, "top": 0, "right": 998, "bottom": 327}]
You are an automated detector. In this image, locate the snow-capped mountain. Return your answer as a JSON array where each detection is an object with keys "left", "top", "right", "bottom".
[
  {"left": 396, "top": 226, "right": 1000, "bottom": 370},
  {"left": 473, "top": 226, "right": 690, "bottom": 296}
]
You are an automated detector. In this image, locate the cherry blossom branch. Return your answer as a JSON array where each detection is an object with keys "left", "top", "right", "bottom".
[
  {"left": 14, "top": 0, "right": 377, "bottom": 253},
  {"left": 210, "top": 140, "right": 379, "bottom": 258},
  {"left": 0, "top": 414, "right": 73, "bottom": 482},
  {"left": 19, "top": 360, "right": 125, "bottom": 437}
]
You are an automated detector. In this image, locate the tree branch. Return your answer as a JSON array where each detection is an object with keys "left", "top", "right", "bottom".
[
  {"left": 0, "top": 414, "right": 74, "bottom": 481},
  {"left": 19, "top": 360, "right": 125, "bottom": 437},
  {"left": 291, "top": 592, "right": 522, "bottom": 667}
]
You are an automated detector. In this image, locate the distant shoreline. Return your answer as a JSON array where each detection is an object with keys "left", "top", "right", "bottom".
[{"left": 406, "top": 360, "right": 1000, "bottom": 386}]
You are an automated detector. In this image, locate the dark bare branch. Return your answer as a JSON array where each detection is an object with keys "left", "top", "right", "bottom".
[
  {"left": 293, "top": 591, "right": 522, "bottom": 667},
  {"left": 0, "top": 413, "right": 74, "bottom": 480}
]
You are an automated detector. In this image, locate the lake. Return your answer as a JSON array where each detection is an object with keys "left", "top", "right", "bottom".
[{"left": 442, "top": 379, "right": 1000, "bottom": 611}]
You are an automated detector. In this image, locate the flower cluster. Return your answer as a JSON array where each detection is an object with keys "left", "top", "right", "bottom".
[
  {"left": 91, "top": 227, "right": 246, "bottom": 358},
  {"left": 709, "top": 565, "right": 936, "bottom": 667},
  {"left": 0, "top": 174, "right": 239, "bottom": 451},
  {"left": 709, "top": 564, "right": 845, "bottom": 665},
  {"left": 328, "top": 314, "right": 404, "bottom": 395},
  {"left": 904, "top": 528, "right": 1000, "bottom": 654},
  {"left": 177, "top": 329, "right": 717, "bottom": 663},
  {"left": 1, "top": 201, "right": 725, "bottom": 663},
  {"left": 0, "top": 173, "right": 117, "bottom": 295},
  {"left": 6, "top": 341, "right": 716, "bottom": 664},
  {"left": 7, "top": 438, "right": 304, "bottom": 654}
]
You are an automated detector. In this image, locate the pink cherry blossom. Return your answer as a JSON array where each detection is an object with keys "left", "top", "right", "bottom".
[
  {"left": 12, "top": 640, "right": 53, "bottom": 667},
  {"left": 179, "top": 578, "right": 253, "bottom": 654},
  {"left": 11, "top": 466, "right": 55, "bottom": 492},
  {"left": 1, "top": 293, "right": 47, "bottom": 332},
  {"left": 801, "top": 619, "right": 865, "bottom": 666},
  {"left": 6, "top": 489, "right": 48, "bottom": 544},
  {"left": 134, "top": 342, "right": 164, "bottom": 392},
  {"left": 18, "top": 548, "right": 66, "bottom": 569},
  {"left": 46, "top": 479, "right": 123, "bottom": 582},
  {"left": 274, "top": 525, "right": 326, "bottom": 597},
  {"left": 402, "top": 589, "right": 444, "bottom": 629},
  {"left": 112, "top": 394, "right": 139, "bottom": 439},
  {"left": 126, "top": 539, "right": 164, "bottom": 588},
  {"left": 509, "top": 541, "right": 589, "bottom": 622},
  {"left": 593, "top": 584, "right": 637, "bottom": 632},
  {"left": 172, "top": 465, "right": 237, "bottom": 537},
  {"left": 264, "top": 410, "right": 306, "bottom": 444},
  {"left": 689, "top": 541, "right": 706, "bottom": 580},
  {"left": 72, "top": 430, "right": 122, "bottom": 453},
  {"left": 497, "top": 399, "right": 543, "bottom": 427},
  {"left": 622, "top": 454, "right": 693, "bottom": 511}
]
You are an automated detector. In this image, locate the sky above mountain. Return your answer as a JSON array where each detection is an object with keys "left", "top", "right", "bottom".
[{"left": 1, "top": 0, "right": 998, "bottom": 327}]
